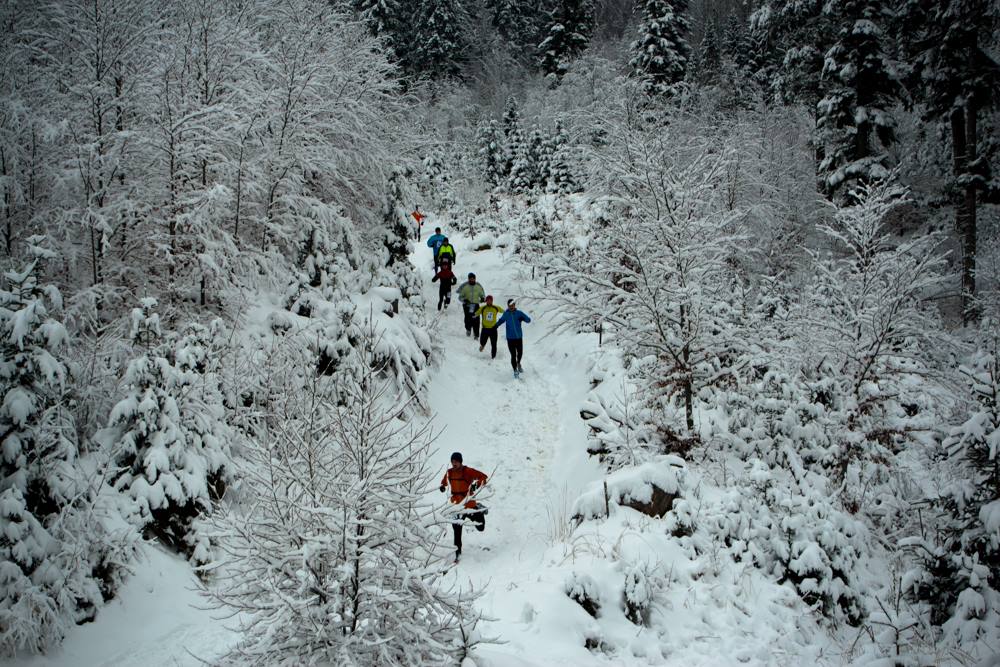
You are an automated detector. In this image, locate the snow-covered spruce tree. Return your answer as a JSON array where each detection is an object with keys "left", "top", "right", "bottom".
[
  {"left": 492, "top": 0, "right": 547, "bottom": 62},
  {"left": 689, "top": 20, "right": 722, "bottom": 86},
  {"left": 382, "top": 169, "right": 412, "bottom": 269},
  {"left": 538, "top": 0, "right": 595, "bottom": 84},
  {"left": 406, "top": 0, "right": 469, "bottom": 80},
  {"left": 509, "top": 125, "right": 544, "bottom": 194},
  {"left": 546, "top": 112, "right": 746, "bottom": 441},
  {"left": 203, "top": 323, "right": 478, "bottom": 665},
  {"left": 792, "top": 181, "right": 948, "bottom": 487},
  {"left": 476, "top": 118, "right": 507, "bottom": 190},
  {"left": 106, "top": 298, "right": 227, "bottom": 558},
  {"left": 0, "top": 258, "right": 134, "bottom": 655},
  {"left": 500, "top": 95, "right": 524, "bottom": 184},
  {"left": 752, "top": 0, "right": 832, "bottom": 110},
  {"left": 906, "top": 336, "right": 1000, "bottom": 654},
  {"left": 629, "top": 0, "right": 691, "bottom": 97},
  {"left": 353, "top": 0, "right": 405, "bottom": 62},
  {"left": 816, "top": 0, "right": 899, "bottom": 197},
  {"left": 546, "top": 119, "right": 577, "bottom": 194},
  {"left": 169, "top": 319, "right": 234, "bottom": 564},
  {"left": 709, "top": 462, "right": 868, "bottom": 625}
]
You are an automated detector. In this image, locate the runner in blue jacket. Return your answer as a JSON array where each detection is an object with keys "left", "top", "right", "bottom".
[
  {"left": 426, "top": 228, "right": 446, "bottom": 271},
  {"left": 496, "top": 299, "right": 531, "bottom": 378}
]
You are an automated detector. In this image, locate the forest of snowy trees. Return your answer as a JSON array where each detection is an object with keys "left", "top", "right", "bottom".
[{"left": 1, "top": 0, "right": 998, "bottom": 664}]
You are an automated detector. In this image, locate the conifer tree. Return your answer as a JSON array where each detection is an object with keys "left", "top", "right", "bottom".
[
  {"left": 538, "top": 0, "right": 595, "bottom": 83},
  {"left": 937, "top": 341, "right": 1000, "bottom": 645},
  {"left": 407, "top": 0, "right": 468, "bottom": 79},
  {"left": 383, "top": 170, "right": 410, "bottom": 267},
  {"left": 546, "top": 120, "right": 577, "bottom": 193},
  {"left": 629, "top": 0, "right": 691, "bottom": 96},
  {"left": 492, "top": 0, "right": 546, "bottom": 58},
  {"left": 691, "top": 21, "right": 722, "bottom": 85},
  {"left": 476, "top": 119, "right": 506, "bottom": 189},
  {"left": 353, "top": 0, "right": 405, "bottom": 60},
  {"left": 510, "top": 125, "right": 546, "bottom": 194},
  {"left": 816, "top": 0, "right": 899, "bottom": 195},
  {"left": 108, "top": 298, "right": 227, "bottom": 557},
  {"left": 501, "top": 97, "right": 525, "bottom": 184},
  {"left": 1, "top": 256, "right": 132, "bottom": 655}
]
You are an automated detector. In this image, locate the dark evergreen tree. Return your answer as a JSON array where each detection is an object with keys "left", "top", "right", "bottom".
[
  {"left": 629, "top": 0, "right": 691, "bottom": 96},
  {"left": 353, "top": 0, "right": 405, "bottom": 61},
  {"left": 753, "top": 0, "right": 831, "bottom": 108},
  {"left": 898, "top": 0, "right": 1000, "bottom": 323},
  {"left": 383, "top": 170, "right": 410, "bottom": 266},
  {"left": 501, "top": 96, "right": 524, "bottom": 183},
  {"left": 691, "top": 20, "right": 722, "bottom": 85},
  {"left": 538, "top": 0, "right": 595, "bottom": 83},
  {"left": 816, "top": 0, "right": 900, "bottom": 195},
  {"left": 407, "top": 0, "right": 469, "bottom": 79},
  {"left": 492, "top": 0, "right": 547, "bottom": 59}
]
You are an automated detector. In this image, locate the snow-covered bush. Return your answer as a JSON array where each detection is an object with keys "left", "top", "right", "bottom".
[
  {"left": 905, "top": 336, "right": 1000, "bottom": 658},
  {"left": 707, "top": 462, "right": 868, "bottom": 625},
  {"left": 565, "top": 571, "right": 602, "bottom": 618},
  {"left": 0, "top": 261, "right": 134, "bottom": 656},
  {"left": 579, "top": 353, "right": 656, "bottom": 468},
  {"left": 203, "top": 323, "right": 477, "bottom": 665}
]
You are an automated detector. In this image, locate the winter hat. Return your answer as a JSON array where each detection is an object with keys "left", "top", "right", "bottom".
[
  {"left": 485, "top": 295, "right": 493, "bottom": 302},
  {"left": 443, "top": 237, "right": 449, "bottom": 243},
  {"left": 451, "top": 452, "right": 463, "bottom": 463},
  {"left": 468, "top": 272, "right": 476, "bottom": 279},
  {"left": 507, "top": 299, "right": 515, "bottom": 307}
]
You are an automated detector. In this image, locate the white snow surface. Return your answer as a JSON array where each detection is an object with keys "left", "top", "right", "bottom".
[{"left": 10, "top": 232, "right": 841, "bottom": 666}]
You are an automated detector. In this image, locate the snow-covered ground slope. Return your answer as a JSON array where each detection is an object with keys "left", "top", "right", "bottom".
[
  {"left": 14, "top": 231, "right": 847, "bottom": 666},
  {"left": 11, "top": 545, "right": 237, "bottom": 666}
]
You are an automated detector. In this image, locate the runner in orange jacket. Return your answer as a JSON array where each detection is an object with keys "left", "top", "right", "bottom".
[{"left": 439, "top": 452, "right": 487, "bottom": 561}]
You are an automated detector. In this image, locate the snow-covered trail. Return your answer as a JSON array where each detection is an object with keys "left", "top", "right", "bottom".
[{"left": 415, "top": 234, "right": 604, "bottom": 666}]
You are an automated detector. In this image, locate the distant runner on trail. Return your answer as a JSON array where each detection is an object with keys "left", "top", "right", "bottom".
[
  {"left": 457, "top": 272, "right": 486, "bottom": 338},
  {"left": 475, "top": 295, "right": 503, "bottom": 359},
  {"left": 431, "top": 259, "right": 457, "bottom": 311},
  {"left": 437, "top": 238, "right": 456, "bottom": 267},
  {"left": 412, "top": 206, "right": 426, "bottom": 241},
  {"left": 496, "top": 299, "right": 531, "bottom": 378},
  {"left": 439, "top": 452, "right": 487, "bottom": 562},
  {"left": 426, "top": 227, "right": 445, "bottom": 271}
]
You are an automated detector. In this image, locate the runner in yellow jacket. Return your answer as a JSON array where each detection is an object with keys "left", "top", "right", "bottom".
[{"left": 475, "top": 295, "right": 504, "bottom": 359}]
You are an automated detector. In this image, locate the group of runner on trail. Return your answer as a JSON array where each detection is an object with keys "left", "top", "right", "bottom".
[
  {"left": 426, "top": 225, "right": 540, "bottom": 562},
  {"left": 427, "top": 227, "right": 532, "bottom": 379}
]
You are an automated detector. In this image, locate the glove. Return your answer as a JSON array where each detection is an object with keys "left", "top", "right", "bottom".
[
  {"left": 470, "top": 482, "right": 479, "bottom": 493},
  {"left": 439, "top": 485, "right": 446, "bottom": 493}
]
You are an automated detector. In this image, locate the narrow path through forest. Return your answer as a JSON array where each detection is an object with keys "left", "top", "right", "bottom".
[{"left": 415, "top": 234, "right": 603, "bottom": 666}]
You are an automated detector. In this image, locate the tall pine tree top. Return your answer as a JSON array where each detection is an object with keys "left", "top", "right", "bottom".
[
  {"left": 539, "top": 0, "right": 595, "bottom": 83},
  {"left": 629, "top": 0, "right": 691, "bottom": 96}
]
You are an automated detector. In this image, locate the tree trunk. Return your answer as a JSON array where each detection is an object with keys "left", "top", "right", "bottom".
[{"left": 952, "top": 101, "right": 979, "bottom": 324}]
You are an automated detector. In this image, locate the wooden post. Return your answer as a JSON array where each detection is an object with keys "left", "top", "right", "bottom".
[
  {"left": 603, "top": 480, "right": 610, "bottom": 518},
  {"left": 598, "top": 319, "right": 603, "bottom": 347}
]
